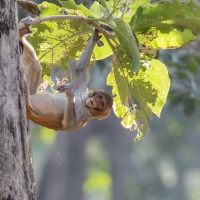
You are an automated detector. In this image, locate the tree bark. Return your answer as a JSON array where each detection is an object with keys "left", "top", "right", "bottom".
[{"left": 0, "top": 1, "right": 35, "bottom": 199}]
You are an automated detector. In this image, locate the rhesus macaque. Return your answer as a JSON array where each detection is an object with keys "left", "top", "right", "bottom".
[{"left": 19, "top": 18, "right": 113, "bottom": 131}]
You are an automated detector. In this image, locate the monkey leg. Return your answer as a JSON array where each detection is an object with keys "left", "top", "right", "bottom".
[{"left": 20, "top": 17, "right": 42, "bottom": 95}]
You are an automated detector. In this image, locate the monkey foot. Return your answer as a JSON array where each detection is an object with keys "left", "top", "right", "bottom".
[
  {"left": 19, "top": 17, "right": 33, "bottom": 37},
  {"left": 20, "top": 16, "right": 33, "bottom": 26},
  {"left": 57, "top": 83, "right": 73, "bottom": 95}
]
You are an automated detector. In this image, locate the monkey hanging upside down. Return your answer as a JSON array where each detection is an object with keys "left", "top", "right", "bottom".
[{"left": 19, "top": 17, "right": 113, "bottom": 131}]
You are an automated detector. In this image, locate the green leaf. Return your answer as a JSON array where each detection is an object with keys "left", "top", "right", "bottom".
[
  {"left": 38, "top": 2, "right": 62, "bottom": 16},
  {"left": 109, "top": 18, "right": 140, "bottom": 72},
  {"left": 93, "top": 36, "right": 113, "bottom": 60},
  {"left": 122, "top": 0, "right": 151, "bottom": 23},
  {"left": 28, "top": 20, "right": 90, "bottom": 74},
  {"left": 141, "top": 59, "right": 170, "bottom": 117},
  {"left": 58, "top": 0, "right": 94, "bottom": 17},
  {"left": 138, "top": 28, "right": 196, "bottom": 50},
  {"left": 107, "top": 58, "right": 170, "bottom": 141},
  {"left": 131, "top": 0, "right": 200, "bottom": 35},
  {"left": 151, "top": 29, "right": 196, "bottom": 49},
  {"left": 98, "top": 0, "right": 109, "bottom": 9},
  {"left": 29, "top": 23, "right": 112, "bottom": 74},
  {"left": 90, "top": 1, "right": 110, "bottom": 18},
  {"left": 90, "top": 1, "right": 108, "bottom": 18}
]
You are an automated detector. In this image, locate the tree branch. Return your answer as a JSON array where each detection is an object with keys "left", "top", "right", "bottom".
[{"left": 18, "top": 15, "right": 115, "bottom": 39}]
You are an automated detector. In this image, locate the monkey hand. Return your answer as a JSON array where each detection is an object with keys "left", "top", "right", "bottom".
[
  {"left": 92, "top": 29, "right": 101, "bottom": 43},
  {"left": 57, "top": 83, "right": 74, "bottom": 98}
]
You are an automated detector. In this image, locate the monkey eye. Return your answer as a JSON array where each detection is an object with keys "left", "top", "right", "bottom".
[
  {"left": 99, "top": 94, "right": 103, "bottom": 99},
  {"left": 101, "top": 101, "right": 105, "bottom": 108}
]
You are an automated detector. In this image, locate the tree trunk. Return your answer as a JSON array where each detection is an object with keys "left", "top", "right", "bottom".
[{"left": 0, "top": 1, "right": 35, "bottom": 199}]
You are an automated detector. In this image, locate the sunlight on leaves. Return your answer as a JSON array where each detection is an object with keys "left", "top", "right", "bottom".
[
  {"left": 131, "top": 0, "right": 200, "bottom": 35},
  {"left": 29, "top": 2, "right": 113, "bottom": 74},
  {"left": 107, "top": 58, "right": 170, "bottom": 141},
  {"left": 110, "top": 18, "right": 140, "bottom": 71},
  {"left": 58, "top": 0, "right": 94, "bottom": 17},
  {"left": 25, "top": 0, "right": 200, "bottom": 139},
  {"left": 151, "top": 29, "right": 196, "bottom": 49},
  {"left": 39, "top": 1, "right": 62, "bottom": 16}
]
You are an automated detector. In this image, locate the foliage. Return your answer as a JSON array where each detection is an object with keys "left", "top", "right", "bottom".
[
  {"left": 159, "top": 41, "right": 200, "bottom": 116},
  {"left": 26, "top": 0, "right": 200, "bottom": 140}
]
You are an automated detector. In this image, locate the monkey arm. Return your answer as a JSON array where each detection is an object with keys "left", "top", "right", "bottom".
[
  {"left": 58, "top": 83, "right": 93, "bottom": 131},
  {"left": 60, "top": 30, "right": 102, "bottom": 130},
  {"left": 73, "top": 29, "right": 100, "bottom": 95},
  {"left": 57, "top": 83, "right": 77, "bottom": 129}
]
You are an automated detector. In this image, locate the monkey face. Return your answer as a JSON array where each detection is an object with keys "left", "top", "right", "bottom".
[
  {"left": 85, "top": 90, "right": 113, "bottom": 120},
  {"left": 85, "top": 92, "right": 107, "bottom": 110}
]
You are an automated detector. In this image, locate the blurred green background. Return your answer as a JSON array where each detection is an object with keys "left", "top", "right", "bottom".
[{"left": 19, "top": 0, "right": 200, "bottom": 199}]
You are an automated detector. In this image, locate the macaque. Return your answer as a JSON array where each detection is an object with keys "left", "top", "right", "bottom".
[{"left": 19, "top": 18, "right": 113, "bottom": 131}]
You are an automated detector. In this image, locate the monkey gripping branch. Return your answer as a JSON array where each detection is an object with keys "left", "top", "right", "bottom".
[{"left": 18, "top": 0, "right": 200, "bottom": 141}]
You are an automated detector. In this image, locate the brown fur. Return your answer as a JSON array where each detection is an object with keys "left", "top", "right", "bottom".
[
  {"left": 20, "top": 24, "right": 113, "bottom": 131},
  {"left": 87, "top": 90, "right": 113, "bottom": 119}
]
